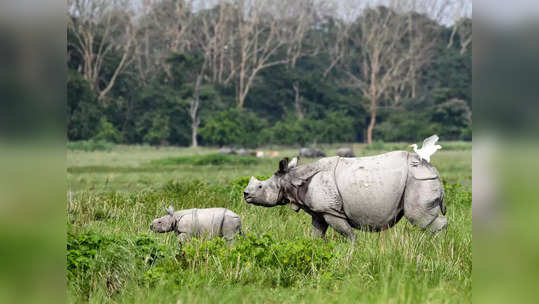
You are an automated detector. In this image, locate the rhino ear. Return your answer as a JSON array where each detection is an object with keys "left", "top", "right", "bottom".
[
  {"left": 288, "top": 157, "right": 298, "bottom": 169},
  {"left": 278, "top": 157, "right": 289, "bottom": 173},
  {"left": 167, "top": 205, "right": 174, "bottom": 215}
]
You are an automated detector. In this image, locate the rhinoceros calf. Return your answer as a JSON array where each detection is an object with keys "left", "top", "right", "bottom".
[
  {"left": 243, "top": 151, "right": 447, "bottom": 241},
  {"left": 150, "top": 206, "right": 242, "bottom": 242}
]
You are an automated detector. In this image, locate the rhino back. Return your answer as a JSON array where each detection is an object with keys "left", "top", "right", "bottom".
[
  {"left": 334, "top": 151, "right": 408, "bottom": 228},
  {"left": 176, "top": 208, "right": 234, "bottom": 236}
]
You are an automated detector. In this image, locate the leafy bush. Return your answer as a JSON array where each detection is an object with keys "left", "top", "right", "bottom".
[
  {"left": 67, "top": 70, "right": 102, "bottom": 141},
  {"left": 180, "top": 233, "right": 341, "bottom": 287},
  {"left": 265, "top": 112, "right": 356, "bottom": 146},
  {"left": 93, "top": 117, "right": 123, "bottom": 143},
  {"left": 162, "top": 179, "right": 208, "bottom": 198},
  {"left": 200, "top": 109, "right": 267, "bottom": 148},
  {"left": 443, "top": 182, "right": 472, "bottom": 207},
  {"left": 67, "top": 231, "right": 171, "bottom": 297},
  {"left": 143, "top": 115, "right": 171, "bottom": 146},
  {"left": 152, "top": 154, "right": 262, "bottom": 166},
  {"left": 67, "top": 229, "right": 342, "bottom": 300},
  {"left": 67, "top": 140, "right": 114, "bottom": 151},
  {"left": 366, "top": 140, "right": 387, "bottom": 150},
  {"left": 229, "top": 175, "right": 271, "bottom": 190}
]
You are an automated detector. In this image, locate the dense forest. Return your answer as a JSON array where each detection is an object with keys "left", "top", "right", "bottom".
[{"left": 67, "top": 0, "right": 471, "bottom": 147}]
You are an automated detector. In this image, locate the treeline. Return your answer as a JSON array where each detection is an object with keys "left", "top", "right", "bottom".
[{"left": 67, "top": 0, "right": 471, "bottom": 147}]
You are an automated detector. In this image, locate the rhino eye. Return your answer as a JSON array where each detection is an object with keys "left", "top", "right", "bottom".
[{"left": 258, "top": 185, "right": 262, "bottom": 189}]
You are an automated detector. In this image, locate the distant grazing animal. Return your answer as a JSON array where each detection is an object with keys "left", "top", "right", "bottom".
[
  {"left": 236, "top": 148, "right": 250, "bottom": 156},
  {"left": 218, "top": 147, "right": 236, "bottom": 155},
  {"left": 150, "top": 206, "right": 242, "bottom": 242},
  {"left": 336, "top": 147, "right": 356, "bottom": 158},
  {"left": 268, "top": 151, "right": 279, "bottom": 158},
  {"left": 243, "top": 152, "right": 446, "bottom": 242},
  {"left": 409, "top": 135, "right": 442, "bottom": 163},
  {"left": 299, "top": 147, "right": 326, "bottom": 158}
]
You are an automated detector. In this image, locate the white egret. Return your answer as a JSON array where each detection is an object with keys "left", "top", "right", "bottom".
[{"left": 409, "top": 135, "right": 442, "bottom": 163}]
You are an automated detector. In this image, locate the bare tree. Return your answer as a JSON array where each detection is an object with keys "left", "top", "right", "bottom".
[
  {"left": 135, "top": 0, "right": 196, "bottom": 83},
  {"left": 401, "top": 0, "right": 447, "bottom": 100},
  {"left": 321, "top": 0, "right": 358, "bottom": 79},
  {"left": 447, "top": 0, "right": 472, "bottom": 54},
  {"left": 68, "top": 0, "right": 136, "bottom": 102},
  {"left": 188, "top": 2, "right": 221, "bottom": 147},
  {"left": 282, "top": 0, "right": 333, "bottom": 119},
  {"left": 231, "top": 0, "right": 296, "bottom": 108},
  {"left": 340, "top": 0, "right": 450, "bottom": 144}
]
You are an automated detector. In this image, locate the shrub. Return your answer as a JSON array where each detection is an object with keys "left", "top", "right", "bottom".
[
  {"left": 365, "top": 140, "right": 386, "bottom": 150},
  {"left": 67, "top": 231, "right": 171, "bottom": 298},
  {"left": 162, "top": 179, "right": 208, "bottom": 198},
  {"left": 67, "top": 229, "right": 342, "bottom": 299},
  {"left": 67, "top": 140, "right": 114, "bottom": 151},
  {"left": 229, "top": 175, "right": 271, "bottom": 190},
  {"left": 265, "top": 112, "right": 355, "bottom": 146},
  {"left": 151, "top": 154, "right": 262, "bottom": 166},
  {"left": 93, "top": 117, "right": 123, "bottom": 143},
  {"left": 199, "top": 109, "right": 267, "bottom": 148},
  {"left": 179, "top": 233, "right": 341, "bottom": 287},
  {"left": 143, "top": 115, "right": 171, "bottom": 146}
]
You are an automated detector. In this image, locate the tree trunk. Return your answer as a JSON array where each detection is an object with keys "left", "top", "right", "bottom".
[
  {"left": 367, "top": 68, "right": 378, "bottom": 145},
  {"left": 366, "top": 104, "right": 376, "bottom": 145},
  {"left": 191, "top": 59, "right": 207, "bottom": 147},
  {"left": 238, "top": 93, "right": 245, "bottom": 108},
  {"left": 293, "top": 81, "right": 304, "bottom": 120},
  {"left": 191, "top": 121, "right": 199, "bottom": 147},
  {"left": 366, "top": 90, "right": 377, "bottom": 145}
]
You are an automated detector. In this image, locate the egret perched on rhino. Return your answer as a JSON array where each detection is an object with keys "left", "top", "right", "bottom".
[
  {"left": 243, "top": 151, "right": 446, "bottom": 241},
  {"left": 409, "top": 134, "right": 442, "bottom": 163}
]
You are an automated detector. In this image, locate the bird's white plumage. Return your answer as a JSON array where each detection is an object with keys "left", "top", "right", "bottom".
[{"left": 410, "top": 134, "right": 442, "bottom": 163}]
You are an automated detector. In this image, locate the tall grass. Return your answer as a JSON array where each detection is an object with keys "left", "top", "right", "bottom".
[
  {"left": 67, "top": 145, "right": 471, "bottom": 303},
  {"left": 151, "top": 154, "right": 264, "bottom": 166},
  {"left": 68, "top": 140, "right": 115, "bottom": 152}
]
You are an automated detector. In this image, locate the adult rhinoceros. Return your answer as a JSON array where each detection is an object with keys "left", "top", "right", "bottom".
[{"left": 243, "top": 151, "right": 446, "bottom": 241}]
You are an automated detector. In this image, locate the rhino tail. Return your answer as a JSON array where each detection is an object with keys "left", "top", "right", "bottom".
[{"left": 440, "top": 188, "right": 446, "bottom": 215}]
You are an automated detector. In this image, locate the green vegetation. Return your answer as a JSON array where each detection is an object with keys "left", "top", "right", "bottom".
[
  {"left": 151, "top": 153, "right": 263, "bottom": 166},
  {"left": 67, "top": 145, "right": 471, "bottom": 303},
  {"left": 67, "top": 140, "right": 115, "bottom": 152},
  {"left": 67, "top": 2, "right": 471, "bottom": 146}
]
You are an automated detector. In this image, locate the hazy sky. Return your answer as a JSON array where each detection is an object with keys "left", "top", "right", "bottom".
[{"left": 134, "top": 0, "right": 472, "bottom": 25}]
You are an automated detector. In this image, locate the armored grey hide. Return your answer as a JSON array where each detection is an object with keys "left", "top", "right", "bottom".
[
  {"left": 150, "top": 207, "right": 242, "bottom": 242},
  {"left": 244, "top": 151, "right": 447, "bottom": 241}
]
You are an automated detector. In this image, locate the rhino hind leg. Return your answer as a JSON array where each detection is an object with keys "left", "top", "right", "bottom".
[
  {"left": 322, "top": 214, "right": 357, "bottom": 242},
  {"left": 221, "top": 216, "right": 242, "bottom": 241},
  {"left": 311, "top": 214, "right": 329, "bottom": 239},
  {"left": 404, "top": 178, "right": 447, "bottom": 233}
]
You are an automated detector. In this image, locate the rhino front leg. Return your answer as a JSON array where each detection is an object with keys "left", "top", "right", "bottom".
[
  {"left": 177, "top": 232, "right": 190, "bottom": 243},
  {"left": 322, "top": 214, "right": 357, "bottom": 242},
  {"left": 311, "top": 214, "right": 328, "bottom": 239}
]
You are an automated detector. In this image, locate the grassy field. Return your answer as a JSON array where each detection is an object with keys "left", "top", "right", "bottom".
[{"left": 67, "top": 142, "right": 471, "bottom": 303}]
